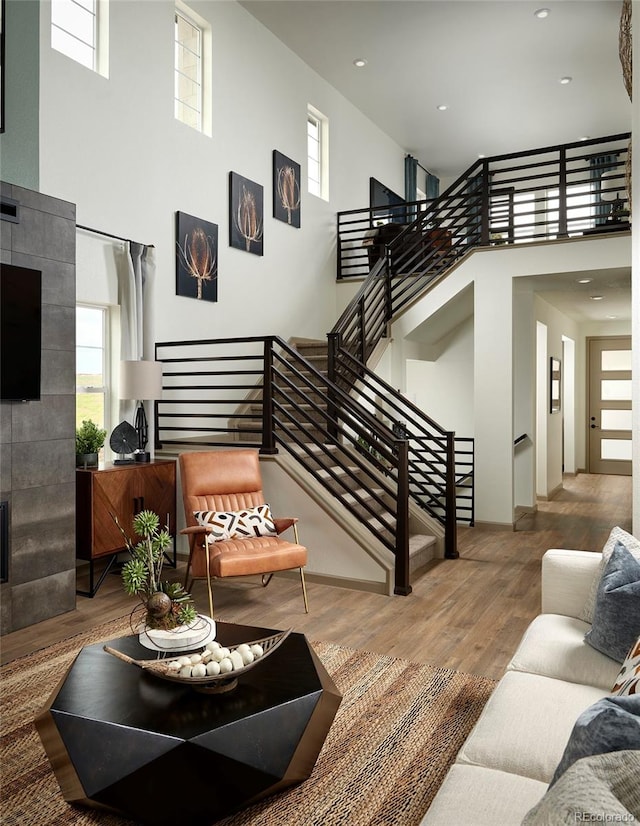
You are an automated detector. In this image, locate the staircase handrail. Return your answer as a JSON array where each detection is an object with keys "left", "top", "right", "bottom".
[{"left": 155, "top": 334, "right": 414, "bottom": 595}]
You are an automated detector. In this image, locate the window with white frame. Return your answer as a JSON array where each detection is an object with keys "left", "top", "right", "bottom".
[
  {"left": 307, "top": 105, "right": 329, "bottom": 200},
  {"left": 76, "top": 305, "right": 109, "bottom": 437},
  {"left": 175, "top": 5, "right": 203, "bottom": 131},
  {"left": 51, "top": 0, "right": 107, "bottom": 75}
]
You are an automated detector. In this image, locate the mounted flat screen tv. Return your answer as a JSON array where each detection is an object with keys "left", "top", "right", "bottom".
[
  {"left": 369, "top": 177, "right": 407, "bottom": 225},
  {"left": 0, "top": 263, "right": 42, "bottom": 401}
]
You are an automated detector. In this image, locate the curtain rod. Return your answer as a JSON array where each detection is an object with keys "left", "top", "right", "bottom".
[
  {"left": 406, "top": 154, "right": 437, "bottom": 179},
  {"left": 76, "top": 223, "right": 153, "bottom": 247}
]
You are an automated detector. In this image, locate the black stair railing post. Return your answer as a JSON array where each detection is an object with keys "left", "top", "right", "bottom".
[
  {"left": 260, "top": 337, "right": 278, "bottom": 455},
  {"left": 444, "top": 431, "right": 459, "bottom": 559},
  {"left": 326, "top": 331, "right": 340, "bottom": 441},
  {"left": 384, "top": 261, "right": 393, "bottom": 323},
  {"left": 480, "top": 158, "right": 491, "bottom": 245},
  {"left": 394, "top": 438, "right": 412, "bottom": 595},
  {"left": 558, "top": 147, "right": 568, "bottom": 238},
  {"left": 358, "top": 295, "right": 366, "bottom": 364}
]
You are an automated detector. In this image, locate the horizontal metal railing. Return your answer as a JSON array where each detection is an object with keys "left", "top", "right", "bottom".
[
  {"left": 337, "top": 133, "right": 630, "bottom": 284},
  {"left": 331, "top": 133, "right": 629, "bottom": 547},
  {"left": 155, "top": 335, "right": 414, "bottom": 595},
  {"left": 328, "top": 339, "right": 471, "bottom": 551}
]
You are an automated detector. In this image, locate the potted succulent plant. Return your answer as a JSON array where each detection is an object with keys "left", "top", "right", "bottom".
[
  {"left": 75, "top": 419, "right": 107, "bottom": 468},
  {"left": 117, "top": 509, "right": 197, "bottom": 632}
]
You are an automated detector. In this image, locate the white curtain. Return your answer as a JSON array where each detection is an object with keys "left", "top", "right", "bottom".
[{"left": 118, "top": 242, "right": 156, "bottom": 422}]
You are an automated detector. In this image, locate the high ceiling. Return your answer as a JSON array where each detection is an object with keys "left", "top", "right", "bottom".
[
  {"left": 240, "top": 0, "right": 633, "bottom": 322},
  {"left": 240, "top": 0, "right": 631, "bottom": 181}
]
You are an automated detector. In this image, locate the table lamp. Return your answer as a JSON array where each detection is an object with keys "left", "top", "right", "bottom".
[{"left": 119, "top": 360, "right": 163, "bottom": 463}]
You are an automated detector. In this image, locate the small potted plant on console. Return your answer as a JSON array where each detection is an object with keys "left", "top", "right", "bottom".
[{"left": 75, "top": 419, "right": 107, "bottom": 468}]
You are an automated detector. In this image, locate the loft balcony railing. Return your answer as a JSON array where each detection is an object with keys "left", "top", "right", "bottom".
[
  {"left": 337, "top": 133, "right": 630, "bottom": 287},
  {"left": 155, "top": 335, "right": 415, "bottom": 595}
]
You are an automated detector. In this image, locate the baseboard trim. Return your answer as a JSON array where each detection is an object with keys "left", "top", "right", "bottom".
[
  {"left": 275, "top": 568, "right": 389, "bottom": 595},
  {"left": 537, "top": 482, "right": 563, "bottom": 502},
  {"left": 473, "top": 520, "right": 515, "bottom": 531}
]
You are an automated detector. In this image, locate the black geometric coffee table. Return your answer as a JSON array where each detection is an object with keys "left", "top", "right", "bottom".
[{"left": 35, "top": 621, "right": 342, "bottom": 826}]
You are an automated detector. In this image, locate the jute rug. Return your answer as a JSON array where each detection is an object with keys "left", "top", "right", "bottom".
[{"left": 1, "top": 615, "right": 495, "bottom": 826}]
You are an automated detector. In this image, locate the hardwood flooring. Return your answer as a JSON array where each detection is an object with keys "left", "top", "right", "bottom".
[{"left": 1, "top": 473, "right": 632, "bottom": 679}]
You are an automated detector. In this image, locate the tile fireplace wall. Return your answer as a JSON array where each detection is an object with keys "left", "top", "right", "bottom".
[{"left": 0, "top": 183, "right": 77, "bottom": 634}]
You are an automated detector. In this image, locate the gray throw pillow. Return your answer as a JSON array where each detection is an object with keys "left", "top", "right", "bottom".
[
  {"left": 584, "top": 541, "right": 640, "bottom": 663},
  {"left": 550, "top": 695, "right": 640, "bottom": 786}
]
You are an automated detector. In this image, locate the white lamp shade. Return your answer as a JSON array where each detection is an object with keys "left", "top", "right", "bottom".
[{"left": 120, "top": 360, "right": 163, "bottom": 401}]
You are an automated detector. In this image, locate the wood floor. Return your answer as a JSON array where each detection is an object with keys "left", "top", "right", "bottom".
[{"left": 1, "top": 473, "right": 632, "bottom": 679}]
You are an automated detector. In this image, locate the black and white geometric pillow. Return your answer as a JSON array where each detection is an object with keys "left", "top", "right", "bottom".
[{"left": 194, "top": 504, "right": 277, "bottom": 542}]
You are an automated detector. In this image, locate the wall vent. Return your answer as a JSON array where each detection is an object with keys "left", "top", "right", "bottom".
[{"left": 0, "top": 197, "right": 19, "bottom": 223}]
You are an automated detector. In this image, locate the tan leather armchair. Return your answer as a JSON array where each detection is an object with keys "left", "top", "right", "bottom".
[{"left": 179, "top": 449, "right": 308, "bottom": 614}]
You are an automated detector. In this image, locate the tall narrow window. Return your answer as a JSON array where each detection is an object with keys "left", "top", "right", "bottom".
[
  {"left": 307, "top": 105, "right": 329, "bottom": 200},
  {"left": 76, "top": 305, "right": 109, "bottom": 436},
  {"left": 175, "top": 6, "right": 202, "bottom": 131},
  {"left": 51, "top": 0, "right": 107, "bottom": 75}
]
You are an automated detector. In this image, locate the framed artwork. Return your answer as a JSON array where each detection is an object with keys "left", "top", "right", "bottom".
[
  {"left": 229, "top": 172, "right": 263, "bottom": 255},
  {"left": 550, "top": 357, "right": 561, "bottom": 413},
  {"left": 273, "top": 150, "right": 301, "bottom": 227},
  {"left": 175, "top": 211, "right": 218, "bottom": 302}
]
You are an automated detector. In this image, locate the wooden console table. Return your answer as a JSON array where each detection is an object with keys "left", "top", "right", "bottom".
[{"left": 76, "top": 459, "right": 177, "bottom": 597}]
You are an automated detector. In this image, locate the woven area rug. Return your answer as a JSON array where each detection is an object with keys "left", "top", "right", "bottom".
[{"left": 1, "top": 615, "right": 495, "bottom": 826}]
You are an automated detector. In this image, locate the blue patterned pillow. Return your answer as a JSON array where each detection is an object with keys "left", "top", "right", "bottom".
[
  {"left": 550, "top": 695, "right": 640, "bottom": 786},
  {"left": 585, "top": 541, "right": 640, "bottom": 663}
]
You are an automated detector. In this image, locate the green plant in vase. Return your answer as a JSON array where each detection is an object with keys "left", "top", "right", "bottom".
[
  {"left": 75, "top": 419, "right": 107, "bottom": 467},
  {"left": 118, "top": 510, "right": 197, "bottom": 631}
]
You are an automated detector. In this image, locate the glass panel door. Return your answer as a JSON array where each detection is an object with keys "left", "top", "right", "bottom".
[{"left": 588, "top": 337, "right": 632, "bottom": 475}]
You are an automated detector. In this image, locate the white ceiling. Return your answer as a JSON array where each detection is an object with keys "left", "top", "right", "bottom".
[{"left": 240, "top": 0, "right": 633, "bottom": 321}]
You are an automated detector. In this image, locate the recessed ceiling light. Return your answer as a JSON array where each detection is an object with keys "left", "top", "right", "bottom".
[
  {"left": 436, "top": 104, "right": 449, "bottom": 111},
  {"left": 590, "top": 295, "right": 604, "bottom": 301},
  {"left": 353, "top": 58, "right": 367, "bottom": 68},
  {"left": 534, "top": 8, "right": 550, "bottom": 18},
  {"left": 577, "top": 278, "right": 592, "bottom": 283},
  {"left": 606, "top": 315, "right": 618, "bottom": 319},
  {"left": 579, "top": 136, "right": 590, "bottom": 141},
  {"left": 559, "top": 76, "right": 572, "bottom": 85}
]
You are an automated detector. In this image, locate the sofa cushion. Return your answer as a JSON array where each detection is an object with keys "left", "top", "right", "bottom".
[
  {"left": 522, "top": 750, "right": 640, "bottom": 825},
  {"left": 581, "top": 526, "right": 640, "bottom": 623},
  {"left": 612, "top": 635, "right": 640, "bottom": 696},
  {"left": 457, "top": 671, "right": 607, "bottom": 783},
  {"left": 507, "top": 613, "right": 620, "bottom": 691},
  {"left": 551, "top": 695, "right": 640, "bottom": 785},
  {"left": 418, "top": 764, "right": 547, "bottom": 826},
  {"left": 585, "top": 541, "right": 640, "bottom": 663}
]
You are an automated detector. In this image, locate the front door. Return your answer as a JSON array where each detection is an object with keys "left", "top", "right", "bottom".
[{"left": 588, "top": 336, "right": 632, "bottom": 475}]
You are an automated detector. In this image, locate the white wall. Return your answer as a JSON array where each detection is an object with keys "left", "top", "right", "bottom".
[
  {"left": 38, "top": 0, "right": 407, "bottom": 351},
  {"left": 387, "top": 236, "right": 631, "bottom": 525},
  {"left": 405, "top": 317, "right": 474, "bottom": 436},
  {"left": 534, "top": 295, "right": 580, "bottom": 496}
]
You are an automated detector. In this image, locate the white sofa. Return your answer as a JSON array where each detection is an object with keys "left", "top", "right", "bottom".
[{"left": 421, "top": 548, "right": 623, "bottom": 825}]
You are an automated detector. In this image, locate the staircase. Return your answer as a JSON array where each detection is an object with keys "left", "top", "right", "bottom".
[{"left": 231, "top": 338, "right": 439, "bottom": 576}]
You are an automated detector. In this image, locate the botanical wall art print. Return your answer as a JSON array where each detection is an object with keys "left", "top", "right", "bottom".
[
  {"left": 273, "top": 150, "right": 301, "bottom": 228},
  {"left": 229, "top": 172, "right": 264, "bottom": 256},
  {"left": 175, "top": 211, "right": 218, "bottom": 302}
]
